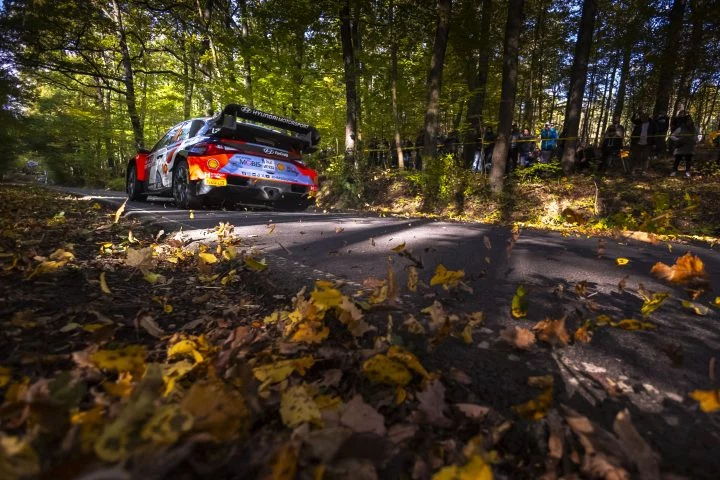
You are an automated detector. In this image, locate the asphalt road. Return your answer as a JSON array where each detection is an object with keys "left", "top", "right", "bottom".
[{"left": 56, "top": 186, "right": 720, "bottom": 476}]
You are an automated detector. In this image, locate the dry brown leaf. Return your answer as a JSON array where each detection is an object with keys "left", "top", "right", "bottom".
[
  {"left": 455, "top": 403, "right": 490, "bottom": 420},
  {"left": 532, "top": 317, "right": 570, "bottom": 347},
  {"left": 500, "top": 326, "right": 536, "bottom": 350},
  {"left": 136, "top": 313, "right": 165, "bottom": 338},
  {"left": 415, "top": 379, "right": 451, "bottom": 427},
  {"left": 650, "top": 252, "right": 709, "bottom": 290},
  {"left": 340, "top": 395, "right": 386, "bottom": 436}
]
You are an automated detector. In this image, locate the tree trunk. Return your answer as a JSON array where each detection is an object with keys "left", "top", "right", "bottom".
[
  {"left": 653, "top": 0, "right": 687, "bottom": 117},
  {"left": 463, "top": 0, "right": 493, "bottom": 168},
  {"left": 389, "top": 0, "right": 404, "bottom": 169},
  {"left": 239, "top": 0, "right": 253, "bottom": 107},
  {"left": 352, "top": 0, "right": 362, "bottom": 141},
  {"left": 110, "top": 0, "right": 143, "bottom": 150},
  {"left": 340, "top": 0, "right": 359, "bottom": 170},
  {"left": 673, "top": 0, "right": 703, "bottom": 115},
  {"left": 489, "top": 0, "right": 524, "bottom": 193},
  {"left": 422, "top": 0, "right": 452, "bottom": 161},
  {"left": 561, "top": 0, "right": 598, "bottom": 174},
  {"left": 581, "top": 63, "right": 598, "bottom": 143},
  {"left": 600, "top": 60, "right": 618, "bottom": 134},
  {"left": 612, "top": 42, "right": 632, "bottom": 119},
  {"left": 291, "top": 25, "right": 305, "bottom": 119},
  {"left": 593, "top": 66, "right": 611, "bottom": 143},
  {"left": 197, "top": 0, "right": 215, "bottom": 115},
  {"left": 525, "top": 0, "right": 548, "bottom": 129}
]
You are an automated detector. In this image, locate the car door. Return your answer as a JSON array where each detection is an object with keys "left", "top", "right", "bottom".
[
  {"left": 160, "top": 122, "right": 194, "bottom": 187},
  {"left": 148, "top": 125, "right": 181, "bottom": 191}
]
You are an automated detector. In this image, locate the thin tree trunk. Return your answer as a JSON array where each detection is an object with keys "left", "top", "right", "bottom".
[
  {"left": 462, "top": 0, "right": 493, "bottom": 168},
  {"left": 673, "top": 0, "right": 703, "bottom": 115},
  {"left": 613, "top": 41, "right": 632, "bottom": 119},
  {"left": 561, "top": 0, "right": 598, "bottom": 174},
  {"left": 196, "top": 0, "right": 215, "bottom": 114},
  {"left": 422, "top": 0, "right": 452, "bottom": 161},
  {"left": 340, "top": 0, "right": 359, "bottom": 170},
  {"left": 581, "top": 63, "right": 598, "bottom": 143},
  {"left": 600, "top": 60, "right": 618, "bottom": 134},
  {"left": 389, "top": 0, "right": 404, "bottom": 169},
  {"left": 490, "top": 0, "right": 524, "bottom": 193},
  {"left": 291, "top": 25, "right": 305, "bottom": 119},
  {"left": 110, "top": 0, "right": 143, "bottom": 150},
  {"left": 593, "top": 67, "right": 611, "bottom": 143},
  {"left": 352, "top": 0, "right": 362, "bottom": 141},
  {"left": 525, "top": 0, "right": 548, "bottom": 128},
  {"left": 239, "top": 0, "right": 253, "bottom": 107},
  {"left": 653, "top": 0, "right": 687, "bottom": 117}
]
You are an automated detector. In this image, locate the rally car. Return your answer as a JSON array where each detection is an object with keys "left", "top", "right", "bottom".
[{"left": 126, "top": 104, "right": 320, "bottom": 210}]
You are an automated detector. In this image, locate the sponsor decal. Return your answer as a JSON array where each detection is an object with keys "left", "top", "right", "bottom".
[
  {"left": 277, "top": 163, "right": 285, "bottom": 171},
  {"left": 162, "top": 164, "right": 168, "bottom": 174},
  {"left": 263, "top": 147, "right": 289, "bottom": 158},
  {"left": 207, "top": 158, "right": 220, "bottom": 169}
]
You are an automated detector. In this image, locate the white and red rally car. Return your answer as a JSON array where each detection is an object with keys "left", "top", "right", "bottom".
[{"left": 126, "top": 104, "right": 320, "bottom": 210}]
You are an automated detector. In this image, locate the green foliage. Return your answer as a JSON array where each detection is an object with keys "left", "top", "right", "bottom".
[{"left": 515, "top": 162, "right": 564, "bottom": 182}]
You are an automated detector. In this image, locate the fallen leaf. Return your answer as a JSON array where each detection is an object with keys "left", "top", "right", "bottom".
[
  {"left": 280, "top": 384, "right": 322, "bottom": 428},
  {"left": 640, "top": 292, "right": 670, "bottom": 318},
  {"left": 270, "top": 442, "right": 298, "bottom": 480},
  {"left": 244, "top": 257, "right": 268, "bottom": 272},
  {"left": 99, "top": 272, "right": 111, "bottom": 294},
  {"left": 415, "top": 380, "right": 451, "bottom": 426},
  {"left": 430, "top": 264, "right": 465, "bottom": 290},
  {"left": 142, "top": 271, "right": 166, "bottom": 284},
  {"left": 455, "top": 404, "right": 490, "bottom": 420},
  {"left": 114, "top": 199, "right": 127, "bottom": 223},
  {"left": 125, "top": 247, "right": 153, "bottom": 270},
  {"left": 181, "top": 379, "right": 249, "bottom": 440},
  {"left": 513, "top": 388, "right": 553, "bottom": 420},
  {"left": 610, "top": 319, "right": 656, "bottom": 331},
  {"left": 532, "top": 317, "right": 569, "bottom": 347},
  {"left": 403, "top": 315, "right": 426, "bottom": 334},
  {"left": 500, "top": 326, "right": 536, "bottom": 350},
  {"left": 387, "top": 345, "right": 430, "bottom": 378},
  {"left": 681, "top": 300, "right": 711, "bottom": 316},
  {"left": 431, "top": 455, "right": 492, "bottom": 480},
  {"left": 252, "top": 356, "right": 315, "bottom": 387},
  {"left": 574, "top": 325, "right": 592, "bottom": 343},
  {"left": 483, "top": 235, "right": 492, "bottom": 250},
  {"left": 340, "top": 395, "right": 386, "bottom": 435},
  {"left": 198, "top": 252, "right": 218, "bottom": 264},
  {"left": 511, "top": 284, "right": 528, "bottom": 318},
  {"left": 407, "top": 266, "right": 418, "bottom": 292},
  {"left": 391, "top": 242, "right": 406, "bottom": 252},
  {"left": 189, "top": 210, "right": 195, "bottom": 219},
  {"left": 0, "top": 435, "right": 41, "bottom": 478},
  {"left": 616, "top": 257, "right": 630, "bottom": 266},
  {"left": 651, "top": 252, "right": 709, "bottom": 291},
  {"left": 140, "top": 404, "right": 193, "bottom": 445},
  {"left": 0, "top": 366, "right": 11, "bottom": 388},
  {"left": 137, "top": 314, "right": 165, "bottom": 338},
  {"left": 362, "top": 354, "right": 412, "bottom": 386},
  {"left": 527, "top": 374, "right": 554, "bottom": 389},
  {"left": 690, "top": 389, "right": 720, "bottom": 412},
  {"left": 89, "top": 345, "right": 147, "bottom": 374}
]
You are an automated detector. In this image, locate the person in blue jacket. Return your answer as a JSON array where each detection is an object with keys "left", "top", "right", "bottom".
[{"left": 540, "top": 123, "right": 558, "bottom": 163}]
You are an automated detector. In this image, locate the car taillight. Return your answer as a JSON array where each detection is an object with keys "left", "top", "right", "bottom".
[{"left": 188, "top": 142, "right": 235, "bottom": 156}]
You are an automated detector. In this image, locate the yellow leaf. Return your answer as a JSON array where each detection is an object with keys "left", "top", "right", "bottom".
[
  {"left": 167, "top": 335, "right": 210, "bottom": 364},
  {"left": 532, "top": 317, "right": 570, "bottom": 347},
  {"left": 222, "top": 245, "right": 237, "bottom": 261},
  {"left": 271, "top": 443, "right": 298, "bottom": 480},
  {"left": 408, "top": 266, "right": 418, "bottom": 292},
  {"left": 690, "top": 389, "right": 720, "bottom": 413},
  {"left": 512, "top": 388, "right": 553, "bottom": 420},
  {"left": 310, "top": 283, "right": 343, "bottom": 310},
  {"left": 82, "top": 323, "right": 106, "bottom": 333},
  {"left": 362, "top": 354, "right": 412, "bottom": 386},
  {"left": 198, "top": 252, "right": 218, "bottom": 264},
  {"left": 189, "top": 210, "right": 195, "bottom": 219},
  {"left": 511, "top": 284, "right": 528, "bottom": 319},
  {"left": 290, "top": 323, "right": 329, "bottom": 343},
  {"left": 114, "top": 199, "right": 127, "bottom": 223},
  {"left": 610, "top": 319, "right": 656, "bottom": 331},
  {"left": 252, "top": 356, "right": 316, "bottom": 386},
  {"left": 143, "top": 270, "right": 166, "bottom": 284},
  {"left": 103, "top": 372, "right": 134, "bottom": 398},
  {"left": 163, "top": 304, "right": 173, "bottom": 314},
  {"left": 71, "top": 405, "right": 105, "bottom": 426},
  {"left": 616, "top": 257, "right": 630, "bottom": 266},
  {"left": 391, "top": 242, "right": 406, "bottom": 253},
  {"left": 244, "top": 257, "right": 268, "bottom": 272},
  {"left": 0, "top": 435, "right": 41, "bottom": 478},
  {"left": 280, "top": 385, "right": 322, "bottom": 428},
  {"left": 89, "top": 345, "right": 147, "bottom": 374},
  {"left": 181, "top": 379, "right": 249, "bottom": 441},
  {"left": 403, "top": 315, "right": 426, "bottom": 334},
  {"left": 651, "top": 252, "right": 709, "bottom": 287},
  {"left": 162, "top": 360, "right": 194, "bottom": 396},
  {"left": 0, "top": 366, "right": 11, "bottom": 388},
  {"left": 681, "top": 300, "right": 710, "bottom": 316},
  {"left": 595, "top": 314, "right": 612, "bottom": 326},
  {"left": 140, "top": 404, "right": 193, "bottom": 445},
  {"left": 430, "top": 264, "right": 465, "bottom": 290},
  {"left": 462, "top": 323, "right": 474, "bottom": 344},
  {"left": 713, "top": 297, "right": 720, "bottom": 307},
  {"left": 431, "top": 455, "right": 493, "bottom": 480},
  {"left": 387, "top": 346, "right": 430, "bottom": 379},
  {"left": 640, "top": 292, "right": 670, "bottom": 318},
  {"left": 99, "top": 272, "right": 111, "bottom": 294},
  {"left": 574, "top": 325, "right": 592, "bottom": 343},
  {"left": 314, "top": 394, "right": 343, "bottom": 411}
]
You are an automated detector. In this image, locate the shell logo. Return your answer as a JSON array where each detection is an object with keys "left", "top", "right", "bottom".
[
  {"left": 207, "top": 158, "right": 220, "bottom": 170},
  {"left": 162, "top": 164, "right": 168, "bottom": 174},
  {"left": 277, "top": 163, "right": 285, "bottom": 171}
]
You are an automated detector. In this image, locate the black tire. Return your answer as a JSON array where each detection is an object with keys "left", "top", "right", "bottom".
[
  {"left": 172, "top": 159, "right": 202, "bottom": 209},
  {"left": 126, "top": 164, "right": 148, "bottom": 201}
]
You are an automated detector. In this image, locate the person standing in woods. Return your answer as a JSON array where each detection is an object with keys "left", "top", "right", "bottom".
[
  {"left": 518, "top": 128, "right": 536, "bottom": 167},
  {"left": 540, "top": 123, "right": 557, "bottom": 163},
  {"left": 654, "top": 111, "right": 670, "bottom": 158},
  {"left": 670, "top": 117, "right": 698, "bottom": 177},
  {"left": 508, "top": 124, "right": 520, "bottom": 172},
  {"left": 630, "top": 112, "right": 656, "bottom": 174},
  {"left": 599, "top": 116, "right": 626, "bottom": 173},
  {"left": 483, "top": 125, "right": 496, "bottom": 171}
]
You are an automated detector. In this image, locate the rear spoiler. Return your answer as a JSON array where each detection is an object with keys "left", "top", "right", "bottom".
[{"left": 219, "top": 104, "right": 321, "bottom": 152}]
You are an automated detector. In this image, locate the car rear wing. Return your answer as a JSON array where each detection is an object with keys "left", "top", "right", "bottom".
[{"left": 218, "top": 104, "right": 321, "bottom": 153}]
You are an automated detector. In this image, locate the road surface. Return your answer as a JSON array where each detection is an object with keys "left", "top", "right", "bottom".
[{"left": 56, "top": 186, "right": 720, "bottom": 477}]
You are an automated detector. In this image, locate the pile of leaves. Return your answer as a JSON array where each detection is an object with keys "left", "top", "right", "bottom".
[{"left": 1, "top": 185, "right": 719, "bottom": 479}]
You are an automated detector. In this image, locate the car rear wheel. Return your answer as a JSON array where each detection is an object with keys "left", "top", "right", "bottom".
[
  {"left": 172, "top": 159, "right": 202, "bottom": 209},
  {"left": 127, "top": 164, "right": 148, "bottom": 201}
]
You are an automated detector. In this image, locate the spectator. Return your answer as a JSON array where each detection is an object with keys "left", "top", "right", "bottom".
[
  {"left": 402, "top": 139, "right": 413, "bottom": 169},
  {"left": 575, "top": 141, "right": 591, "bottom": 171},
  {"left": 670, "top": 118, "right": 698, "bottom": 177},
  {"left": 653, "top": 111, "right": 669, "bottom": 158},
  {"left": 670, "top": 110, "right": 691, "bottom": 132},
  {"left": 599, "top": 116, "right": 625, "bottom": 173},
  {"left": 540, "top": 123, "right": 558, "bottom": 163},
  {"left": 630, "top": 112, "right": 656, "bottom": 174},
  {"left": 518, "top": 128, "right": 536, "bottom": 167}
]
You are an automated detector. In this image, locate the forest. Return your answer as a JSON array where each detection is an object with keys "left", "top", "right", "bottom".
[{"left": 0, "top": 0, "right": 719, "bottom": 196}]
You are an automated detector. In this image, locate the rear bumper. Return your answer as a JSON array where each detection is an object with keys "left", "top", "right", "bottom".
[{"left": 196, "top": 177, "right": 315, "bottom": 206}]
